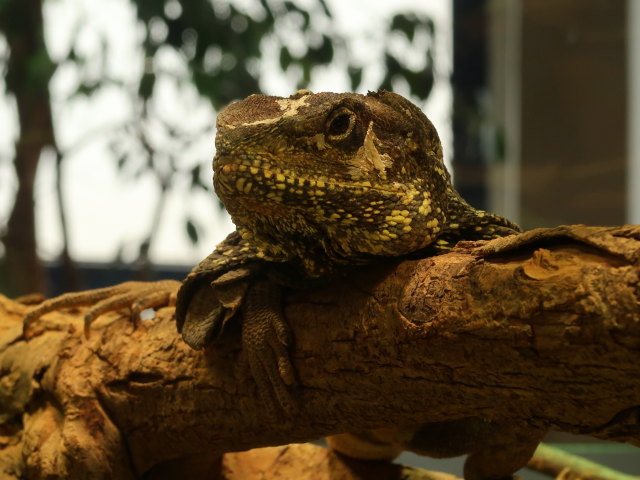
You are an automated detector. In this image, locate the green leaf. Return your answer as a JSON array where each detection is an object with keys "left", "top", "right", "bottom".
[
  {"left": 384, "top": 53, "right": 402, "bottom": 76},
  {"left": 138, "top": 71, "right": 155, "bottom": 99},
  {"left": 309, "top": 35, "right": 333, "bottom": 64},
  {"left": 301, "top": 62, "right": 311, "bottom": 87},
  {"left": 283, "top": 2, "right": 299, "bottom": 13},
  {"left": 317, "top": 0, "right": 332, "bottom": 18},
  {"left": 113, "top": 243, "right": 126, "bottom": 265},
  {"left": 279, "top": 46, "right": 292, "bottom": 70},
  {"left": 26, "top": 47, "right": 55, "bottom": 90},
  {"left": 401, "top": 64, "right": 434, "bottom": 100},
  {"left": 74, "top": 81, "right": 100, "bottom": 98},
  {"left": 138, "top": 239, "right": 151, "bottom": 258},
  {"left": 426, "top": 18, "right": 435, "bottom": 37},
  {"left": 116, "top": 154, "right": 127, "bottom": 171},
  {"left": 390, "top": 14, "right": 418, "bottom": 42},
  {"left": 185, "top": 219, "right": 199, "bottom": 245},
  {"left": 190, "top": 164, "right": 209, "bottom": 191},
  {"left": 348, "top": 66, "right": 362, "bottom": 92},
  {"left": 67, "top": 45, "right": 78, "bottom": 62}
]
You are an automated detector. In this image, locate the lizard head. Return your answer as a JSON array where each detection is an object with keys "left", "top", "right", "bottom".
[{"left": 213, "top": 90, "right": 454, "bottom": 276}]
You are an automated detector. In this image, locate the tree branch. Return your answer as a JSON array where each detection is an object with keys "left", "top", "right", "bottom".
[
  {"left": 527, "top": 444, "right": 639, "bottom": 480},
  {"left": 221, "top": 444, "right": 462, "bottom": 480},
  {"left": 1, "top": 225, "right": 639, "bottom": 478}
]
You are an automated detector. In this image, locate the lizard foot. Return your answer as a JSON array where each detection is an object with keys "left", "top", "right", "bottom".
[
  {"left": 23, "top": 280, "right": 181, "bottom": 339},
  {"left": 178, "top": 266, "right": 256, "bottom": 349},
  {"left": 241, "top": 279, "right": 297, "bottom": 416}
]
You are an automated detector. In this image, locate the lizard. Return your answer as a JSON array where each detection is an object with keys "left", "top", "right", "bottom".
[{"left": 23, "top": 90, "right": 540, "bottom": 479}]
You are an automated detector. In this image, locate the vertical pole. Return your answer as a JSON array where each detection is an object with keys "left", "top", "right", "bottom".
[
  {"left": 628, "top": 0, "right": 640, "bottom": 224},
  {"left": 502, "top": 0, "right": 522, "bottom": 223}
]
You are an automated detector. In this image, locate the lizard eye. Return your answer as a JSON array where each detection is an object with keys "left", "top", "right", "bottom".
[{"left": 326, "top": 108, "right": 355, "bottom": 140}]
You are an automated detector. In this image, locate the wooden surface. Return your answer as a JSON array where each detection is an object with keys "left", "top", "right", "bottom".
[{"left": 1, "top": 225, "right": 639, "bottom": 479}]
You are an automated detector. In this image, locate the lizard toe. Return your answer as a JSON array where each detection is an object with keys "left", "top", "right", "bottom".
[
  {"left": 241, "top": 280, "right": 298, "bottom": 416},
  {"left": 245, "top": 344, "right": 297, "bottom": 417}
]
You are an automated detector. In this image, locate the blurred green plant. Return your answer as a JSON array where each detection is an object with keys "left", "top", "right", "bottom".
[{"left": 0, "top": 0, "right": 436, "bottom": 296}]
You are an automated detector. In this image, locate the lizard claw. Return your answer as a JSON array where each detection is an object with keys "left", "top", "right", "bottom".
[{"left": 241, "top": 280, "right": 297, "bottom": 416}]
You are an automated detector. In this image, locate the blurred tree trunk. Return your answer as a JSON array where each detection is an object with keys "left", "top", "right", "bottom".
[{"left": 0, "top": 0, "right": 55, "bottom": 296}]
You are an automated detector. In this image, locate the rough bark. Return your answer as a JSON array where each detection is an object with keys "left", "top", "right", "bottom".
[
  {"left": 1, "top": 225, "right": 639, "bottom": 479},
  {"left": 220, "top": 444, "right": 461, "bottom": 480}
]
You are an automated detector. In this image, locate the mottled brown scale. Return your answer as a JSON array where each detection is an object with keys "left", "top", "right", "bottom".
[
  {"left": 24, "top": 90, "right": 520, "bottom": 423},
  {"left": 173, "top": 90, "right": 520, "bottom": 415},
  {"left": 211, "top": 90, "right": 519, "bottom": 278},
  {"left": 20, "top": 91, "right": 532, "bottom": 479}
]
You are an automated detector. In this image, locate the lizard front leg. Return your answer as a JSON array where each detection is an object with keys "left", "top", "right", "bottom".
[
  {"left": 240, "top": 280, "right": 297, "bottom": 415},
  {"left": 175, "top": 236, "right": 298, "bottom": 415},
  {"left": 178, "top": 274, "right": 297, "bottom": 415}
]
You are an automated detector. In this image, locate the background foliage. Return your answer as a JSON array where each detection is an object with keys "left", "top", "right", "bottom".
[{"left": 0, "top": 0, "right": 436, "bottom": 296}]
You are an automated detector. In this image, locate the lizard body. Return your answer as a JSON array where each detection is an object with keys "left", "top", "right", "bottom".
[
  {"left": 174, "top": 90, "right": 520, "bottom": 414},
  {"left": 23, "top": 90, "right": 534, "bottom": 479},
  {"left": 210, "top": 89, "right": 517, "bottom": 277}
]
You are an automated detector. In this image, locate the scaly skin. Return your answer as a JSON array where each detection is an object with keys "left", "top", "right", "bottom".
[
  {"left": 22, "top": 90, "right": 529, "bottom": 479},
  {"left": 24, "top": 90, "right": 520, "bottom": 412},
  {"left": 175, "top": 89, "right": 520, "bottom": 414},
  {"left": 211, "top": 89, "right": 518, "bottom": 276}
]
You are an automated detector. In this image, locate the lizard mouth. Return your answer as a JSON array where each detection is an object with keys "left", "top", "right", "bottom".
[
  {"left": 235, "top": 196, "right": 292, "bottom": 217},
  {"left": 213, "top": 154, "right": 438, "bottom": 270},
  {"left": 213, "top": 155, "right": 401, "bottom": 199}
]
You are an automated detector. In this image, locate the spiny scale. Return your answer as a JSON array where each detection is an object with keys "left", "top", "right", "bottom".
[{"left": 208, "top": 89, "right": 520, "bottom": 278}]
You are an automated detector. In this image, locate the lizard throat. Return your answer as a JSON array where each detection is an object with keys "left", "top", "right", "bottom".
[{"left": 214, "top": 156, "right": 448, "bottom": 276}]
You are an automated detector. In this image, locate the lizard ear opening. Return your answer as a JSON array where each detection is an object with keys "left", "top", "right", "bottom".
[{"left": 326, "top": 107, "right": 356, "bottom": 141}]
